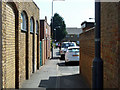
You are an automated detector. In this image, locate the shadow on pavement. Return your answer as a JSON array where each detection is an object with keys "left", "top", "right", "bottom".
[
  {"left": 50, "top": 57, "right": 60, "bottom": 60},
  {"left": 38, "top": 74, "right": 89, "bottom": 89},
  {"left": 57, "top": 62, "right": 79, "bottom": 66}
]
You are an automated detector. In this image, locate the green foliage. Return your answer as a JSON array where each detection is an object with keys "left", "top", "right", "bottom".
[{"left": 50, "top": 13, "right": 67, "bottom": 42}]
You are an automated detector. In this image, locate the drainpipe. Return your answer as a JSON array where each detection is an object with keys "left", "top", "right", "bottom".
[
  {"left": 0, "top": 1, "right": 2, "bottom": 89},
  {"left": 92, "top": 0, "right": 103, "bottom": 89}
]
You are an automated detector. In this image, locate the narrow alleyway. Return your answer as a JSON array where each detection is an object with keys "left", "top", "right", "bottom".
[{"left": 21, "top": 48, "right": 89, "bottom": 89}]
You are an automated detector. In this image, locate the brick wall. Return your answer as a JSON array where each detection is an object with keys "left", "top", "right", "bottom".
[
  {"left": 42, "top": 39, "right": 45, "bottom": 65},
  {"left": 79, "top": 28, "right": 95, "bottom": 88},
  {"left": 35, "top": 35, "right": 37, "bottom": 70},
  {"left": 2, "top": 2, "right": 6, "bottom": 88},
  {"left": 2, "top": 3, "right": 16, "bottom": 88},
  {"left": 0, "top": 1, "right": 2, "bottom": 89},
  {"left": 30, "top": 34, "right": 33, "bottom": 75},
  {"left": 79, "top": 2, "right": 120, "bottom": 89},
  {"left": 40, "top": 19, "right": 51, "bottom": 61},
  {"left": 118, "top": 3, "right": 120, "bottom": 89},
  {"left": 101, "top": 2, "right": 119, "bottom": 88},
  {"left": 18, "top": 2, "right": 40, "bottom": 87},
  {"left": 19, "top": 33, "right": 26, "bottom": 86},
  {"left": 6, "top": 4, "right": 15, "bottom": 88},
  {"left": 40, "top": 20, "right": 44, "bottom": 41},
  {"left": 2, "top": 1, "right": 40, "bottom": 88}
]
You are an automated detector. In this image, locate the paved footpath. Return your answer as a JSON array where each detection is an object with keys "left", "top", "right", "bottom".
[{"left": 21, "top": 48, "right": 89, "bottom": 89}]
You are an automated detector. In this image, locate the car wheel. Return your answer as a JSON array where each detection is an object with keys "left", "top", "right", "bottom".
[
  {"left": 65, "top": 62, "right": 68, "bottom": 66},
  {"left": 61, "top": 55, "right": 65, "bottom": 60}
]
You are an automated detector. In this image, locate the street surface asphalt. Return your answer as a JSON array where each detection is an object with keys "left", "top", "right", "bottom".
[{"left": 21, "top": 48, "right": 89, "bottom": 89}]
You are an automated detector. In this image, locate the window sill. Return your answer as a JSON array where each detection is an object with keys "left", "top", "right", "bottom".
[
  {"left": 36, "top": 33, "right": 38, "bottom": 35},
  {"left": 30, "top": 32, "right": 34, "bottom": 34},
  {"left": 21, "top": 29, "right": 27, "bottom": 33}
]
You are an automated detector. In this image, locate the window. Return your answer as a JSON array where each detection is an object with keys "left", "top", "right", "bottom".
[
  {"left": 46, "top": 28, "right": 47, "bottom": 34},
  {"left": 66, "top": 35, "right": 69, "bottom": 38},
  {"left": 71, "top": 35, "right": 73, "bottom": 37},
  {"left": 81, "top": 23, "right": 86, "bottom": 29},
  {"left": 30, "top": 18, "right": 34, "bottom": 33},
  {"left": 77, "top": 41, "right": 79, "bottom": 45},
  {"left": 21, "top": 12, "right": 27, "bottom": 31},
  {"left": 36, "top": 21, "right": 39, "bottom": 34}
]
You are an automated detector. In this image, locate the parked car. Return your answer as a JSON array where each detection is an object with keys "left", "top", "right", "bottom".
[
  {"left": 65, "top": 46, "right": 79, "bottom": 65},
  {"left": 60, "top": 42, "right": 77, "bottom": 59}
]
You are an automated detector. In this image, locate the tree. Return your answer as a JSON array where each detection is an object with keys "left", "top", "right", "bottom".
[{"left": 51, "top": 13, "right": 67, "bottom": 42}]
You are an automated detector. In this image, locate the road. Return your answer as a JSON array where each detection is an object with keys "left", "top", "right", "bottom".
[{"left": 21, "top": 48, "right": 89, "bottom": 89}]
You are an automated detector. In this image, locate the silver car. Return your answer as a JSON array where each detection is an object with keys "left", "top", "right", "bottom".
[{"left": 60, "top": 42, "right": 77, "bottom": 59}]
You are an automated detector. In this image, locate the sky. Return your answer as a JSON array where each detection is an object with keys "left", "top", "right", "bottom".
[{"left": 33, "top": 0, "right": 95, "bottom": 28}]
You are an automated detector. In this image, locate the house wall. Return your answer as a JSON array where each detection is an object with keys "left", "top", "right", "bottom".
[
  {"left": 40, "top": 20, "right": 44, "bottom": 41},
  {"left": 2, "top": 2, "right": 16, "bottom": 88},
  {"left": 0, "top": 1, "right": 2, "bottom": 89},
  {"left": 2, "top": 2, "right": 40, "bottom": 88},
  {"left": 63, "top": 34, "right": 79, "bottom": 44},
  {"left": 79, "top": 2, "right": 120, "bottom": 88},
  {"left": 40, "top": 19, "right": 51, "bottom": 62},
  {"left": 18, "top": 2, "right": 40, "bottom": 87},
  {"left": 101, "top": 2, "right": 119, "bottom": 88},
  {"left": 79, "top": 28, "right": 95, "bottom": 88}
]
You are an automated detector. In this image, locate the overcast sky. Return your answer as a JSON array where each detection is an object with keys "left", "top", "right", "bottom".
[{"left": 33, "top": 0, "right": 95, "bottom": 28}]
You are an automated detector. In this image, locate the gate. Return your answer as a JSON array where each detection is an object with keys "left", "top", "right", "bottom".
[{"left": 40, "top": 41, "right": 42, "bottom": 66}]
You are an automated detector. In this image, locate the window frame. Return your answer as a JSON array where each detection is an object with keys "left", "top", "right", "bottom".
[
  {"left": 30, "top": 17, "right": 34, "bottom": 33},
  {"left": 21, "top": 12, "right": 27, "bottom": 32},
  {"left": 36, "top": 21, "right": 39, "bottom": 35}
]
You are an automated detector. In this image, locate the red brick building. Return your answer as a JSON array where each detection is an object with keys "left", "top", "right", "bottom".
[
  {"left": 79, "top": 2, "right": 120, "bottom": 89},
  {"left": 40, "top": 17, "right": 51, "bottom": 64}
]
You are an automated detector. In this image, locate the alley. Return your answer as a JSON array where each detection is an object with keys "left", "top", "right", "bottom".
[{"left": 21, "top": 48, "right": 89, "bottom": 89}]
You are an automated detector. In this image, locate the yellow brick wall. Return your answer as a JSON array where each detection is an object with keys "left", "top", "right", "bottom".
[
  {"left": 6, "top": 4, "right": 15, "bottom": 88},
  {"left": 2, "top": 1, "right": 40, "bottom": 88},
  {"left": 2, "top": 2, "right": 39, "bottom": 88},
  {"left": 19, "top": 33, "right": 26, "bottom": 87},
  {"left": 30, "top": 34, "right": 33, "bottom": 75},
  {"left": 2, "top": 3, "right": 16, "bottom": 88},
  {"left": 18, "top": 2, "right": 40, "bottom": 87},
  {"left": 35, "top": 35, "right": 37, "bottom": 70},
  {"left": 2, "top": 2, "right": 7, "bottom": 88}
]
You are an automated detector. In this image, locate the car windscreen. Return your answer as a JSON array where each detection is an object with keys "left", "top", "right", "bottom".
[
  {"left": 61, "top": 43, "right": 69, "bottom": 48},
  {"left": 69, "top": 43, "right": 75, "bottom": 47}
]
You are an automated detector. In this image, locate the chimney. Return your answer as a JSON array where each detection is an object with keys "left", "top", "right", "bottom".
[{"left": 45, "top": 16, "right": 47, "bottom": 22}]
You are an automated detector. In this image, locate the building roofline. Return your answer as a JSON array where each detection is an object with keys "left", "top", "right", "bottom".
[
  {"left": 32, "top": 0, "right": 40, "bottom": 10},
  {"left": 81, "top": 21, "right": 95, "bottom": 25},
  {"left": 40, "top": 19, "right": 50, "bottom": 26}
]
